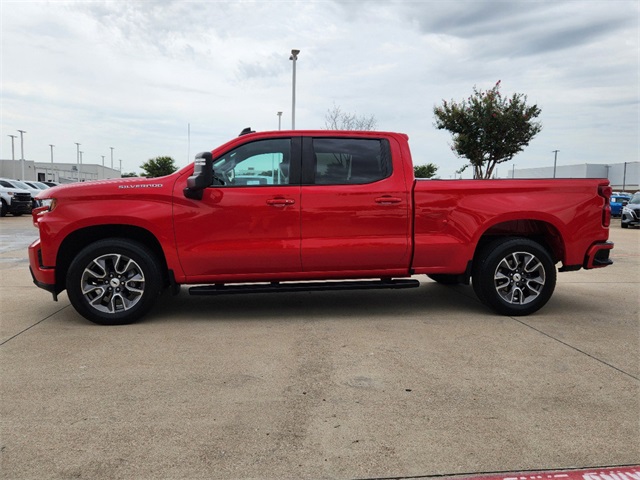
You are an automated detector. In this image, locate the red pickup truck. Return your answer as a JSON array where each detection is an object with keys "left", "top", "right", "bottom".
[{"left": 29, "top": 130, "right": 614, "bottom": 325}]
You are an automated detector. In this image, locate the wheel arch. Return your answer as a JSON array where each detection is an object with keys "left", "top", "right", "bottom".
[
  {"left": 473, "top": 219, "right": 565, "bottom": 265},
  {"left": 56, "top": 225, "right": 169, "bottom": 292}
]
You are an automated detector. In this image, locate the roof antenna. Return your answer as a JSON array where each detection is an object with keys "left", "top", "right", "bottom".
[{"left": 239, "top": 127, "right": 255, "bottom": 136}]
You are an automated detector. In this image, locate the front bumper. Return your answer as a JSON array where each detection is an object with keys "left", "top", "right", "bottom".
[
  {"left": 28, "top": 239, "right": 58, "bottom": 300},
  {"left": 621, "top": 208, "right": 640, "bottom": 227},
  {"left": 9, "top": 200, "right": 32, "bottom": 214}
]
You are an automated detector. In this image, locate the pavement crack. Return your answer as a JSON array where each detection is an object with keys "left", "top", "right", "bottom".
[
  {"left": 0, "top": 305, "right": 71, "bottom": 346},
  {"left": 509, "top": 316, "right": 639, "bottom": 382}
]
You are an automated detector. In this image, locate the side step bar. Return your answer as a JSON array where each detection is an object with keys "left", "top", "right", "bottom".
[{"left": 189, "top": 279, "right": 420, "bottom": 296}]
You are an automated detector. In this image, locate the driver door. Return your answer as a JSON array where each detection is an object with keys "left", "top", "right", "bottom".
[{"left": 174, "top": 137, "right": 302, "bottom": 280}]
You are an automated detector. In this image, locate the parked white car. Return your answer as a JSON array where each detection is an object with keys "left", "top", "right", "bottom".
[
  {"left": 0, "top": 179, "right": 32, "bottom": 217},
  {"left": 0, "top": 178, "right": 42, "bottom": 208}
]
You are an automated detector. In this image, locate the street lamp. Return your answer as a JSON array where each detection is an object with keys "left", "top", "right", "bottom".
[
  {"left": 17, "top": 130, "right": 26, "bottom": 179},
  {"left": 75, "top": 143, "right": 81, "bottom": 182},
  {"left": 49, "top": 145, "right": 55, "bottom": 182},
  {"left": 277, "top": 111, "right": 282, "bottom": 130},
  {"left": 289, "top": 49, "right": 300, "bottom": 130},
  {"left": 110, "top": 146, "right": 114, "bottom": 170},
  {"left": 552, "top": 150, "right": 559, "bottom": 178},
  {"left": 8, "top": 135, "right": 16, "bottom": 178}
]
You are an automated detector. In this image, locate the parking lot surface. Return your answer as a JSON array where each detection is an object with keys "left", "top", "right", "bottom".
[{"left": 0, "top": 215, "right": 638, "bottom": 479}]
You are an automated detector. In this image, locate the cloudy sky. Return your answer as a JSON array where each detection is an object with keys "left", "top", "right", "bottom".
[{"left": 1, "top": 0, "right": 638, "bottom": 178}]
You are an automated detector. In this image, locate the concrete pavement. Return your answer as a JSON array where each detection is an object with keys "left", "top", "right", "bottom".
[{"left": 0, "top": 216, "right": 638, "bottom": 479}]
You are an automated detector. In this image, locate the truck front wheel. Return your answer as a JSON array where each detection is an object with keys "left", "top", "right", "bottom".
[
  {"left": 472, "top": 237, "right": 556, "bottom": 316},
  {"left": 66, "top": 239, "right": 162, "bottom": 325}
]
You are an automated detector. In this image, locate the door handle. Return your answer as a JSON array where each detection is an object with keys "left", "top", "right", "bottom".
[
  {"left": 266, "top": 198, "right": 296, "bottom": 207},
  {"left": 375, "top": 196, "right": 402, "bottom": 205}
]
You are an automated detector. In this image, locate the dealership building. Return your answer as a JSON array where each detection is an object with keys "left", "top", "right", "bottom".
[
  {"left": 0, "top": 158, "right": 121, "bottom": 183},
  {"left": 506, "top": 161, "right": 639, "bottom": 192}
]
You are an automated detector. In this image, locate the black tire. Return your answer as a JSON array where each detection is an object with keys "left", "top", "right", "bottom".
[
  {"left": 66, "top": 239, "right": 163, "bottom": 325},
  {"left": 621, "top": 222, "right": 629, "bottom": 229},
  {"left": 427, "top": 274, "right": 461, "bottom": 285},
  {"left": 13, "top": 213, "right": 23, "bottom": 217},
  {"left": 472, "top": 237, "right": 556, "bottom": 316},
  {"left": 0, "top": 200, "right": 6, "bottom": 217}
]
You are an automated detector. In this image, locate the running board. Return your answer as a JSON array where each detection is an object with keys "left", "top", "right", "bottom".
[{"left": 189, "top": 279, "right": 420, "bottom": 296}]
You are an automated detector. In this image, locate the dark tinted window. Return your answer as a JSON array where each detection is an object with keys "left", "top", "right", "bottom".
[{"left": 312, "top": 138, "right": 391, "bottom": 185}]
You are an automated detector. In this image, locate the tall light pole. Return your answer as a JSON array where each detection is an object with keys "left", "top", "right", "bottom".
[
  {"left": 8, "top": 134, "right": 16, "bottom": 178},
  {"left": 49, "top": 144, "right": 55, "bottom": 182},
  {"left": 277, "top": 111, "right": 282, "bottom": 130},
  {"left": 289, "top": 49, "right": 300, "bottom": 130},
  {"left": 110, "top": 146, "right": 114, "bottom": 170},
  {"left": 79, "top": 151, "right": 83, "bottom": 182},
  {"left": 552, "top": 150, "right": 559, "bottom": 178},
  {"left": 17, "top": 130, "right": 26, "bottom": 179},
  {"left": 75, "top": 143, "right": 81, "bottom": 182}
]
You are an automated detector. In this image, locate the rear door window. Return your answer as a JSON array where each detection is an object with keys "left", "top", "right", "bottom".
[{"left": 309, "top": 138, "right": 391, "bottom": 185}]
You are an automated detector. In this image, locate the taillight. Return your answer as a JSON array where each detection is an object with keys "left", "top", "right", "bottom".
[{"left": 598, "top": 184, "right": 612, "bottom": 227}]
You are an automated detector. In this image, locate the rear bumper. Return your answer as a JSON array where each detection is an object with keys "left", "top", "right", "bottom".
[
  {"left": 584, "top": 241, "right": 614, "bottom": 269},
  {"left": 28, "top": 239, "right": 58, "bottom": 299}
]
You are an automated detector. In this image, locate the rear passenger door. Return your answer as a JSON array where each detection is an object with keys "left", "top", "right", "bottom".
[{"left": 300, "top": 136, "right": 411, "bottom": 273}]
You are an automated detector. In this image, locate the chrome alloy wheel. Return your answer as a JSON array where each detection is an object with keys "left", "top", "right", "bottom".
[
  {"left": 81, "top": 253, "right": 146, "bottom": 314},
  {"left": 493, "top": 251, "right": 546, "bottom": 305}
]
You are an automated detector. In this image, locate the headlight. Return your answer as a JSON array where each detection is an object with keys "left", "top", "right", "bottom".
[
  {"left": 32, "top": 198, "right": 57, "bottom": 227},
  {"left": 40, "top": 198, "right": 57, "bottom": 211},
  {"left": 622, "top": 206, "right": 632, "bottom": 214}
]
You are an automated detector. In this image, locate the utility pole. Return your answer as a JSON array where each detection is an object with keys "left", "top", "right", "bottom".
[
  {"left": 110, "top": 147, "right": 114, "bottom": 170},
  {"left": 8, "top": 135, "right": 16, "bottom": 178},
  {"left": 17, "top": 130, "right": 26, "bottom": 179},
  {"left": 49, "top": 145, "right": 55, "bottom": 182},
  {"left": 75, "top": 143, "right": 81, "bottom": 182},
  {"left": 552, "top": 150, "right": 559, "bottom": 178},
  {"left": 277, "top": 111, "right": 282, "bottom": 130}
]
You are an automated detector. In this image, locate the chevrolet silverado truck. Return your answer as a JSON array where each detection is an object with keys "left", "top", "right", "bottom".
[{"left": 29, "top": 130, "right": 614, "bottom": 325}]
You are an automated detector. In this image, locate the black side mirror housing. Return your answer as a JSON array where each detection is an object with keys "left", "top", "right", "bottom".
[{"left": 184, "top": 151, "right": 213, "bottom": 200}]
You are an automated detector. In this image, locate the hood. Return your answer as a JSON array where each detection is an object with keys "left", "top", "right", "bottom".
[{"left": 36, "top": 175, "right": 177, "bottom": 200}]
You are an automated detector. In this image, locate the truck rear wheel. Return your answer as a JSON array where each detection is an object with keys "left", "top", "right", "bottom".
[
  {"left": 66, "top": 239, "right": 162, "bottom": 325},
  {"left": 472, "top": 237, "right": 556, "bottom": 316}
]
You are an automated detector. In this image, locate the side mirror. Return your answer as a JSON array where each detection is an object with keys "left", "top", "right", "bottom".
[{"left": 184, "top": 151, "right": 213, "bottom": 200}]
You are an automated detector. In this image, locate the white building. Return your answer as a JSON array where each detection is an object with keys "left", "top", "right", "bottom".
[
  {"left": 505, "top": 161, "right": 639, "bottom": 192},
  {"left": 0, "top": 159, "right": 121, "bottom": 183}
]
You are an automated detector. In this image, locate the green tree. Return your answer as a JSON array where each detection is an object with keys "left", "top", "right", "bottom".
[
  {"left": 140, "top": 156, "right": 177, "bottom": 178},
  {"left": 414, "top": 164, "right": 438, "bottom": 178},
  {"left": 121, "top": 172, "right": 138, "bottom": 178},
  {"left": 433, "top": 81, "right": 542, "bottom": 179}
]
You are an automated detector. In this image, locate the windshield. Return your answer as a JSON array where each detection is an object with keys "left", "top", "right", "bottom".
[
  {"left": 11, "top": 180, "right": 31, "bottom": 190},
  {"left": 629, "top": 193, "right": 640, "bottom": 205}
]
